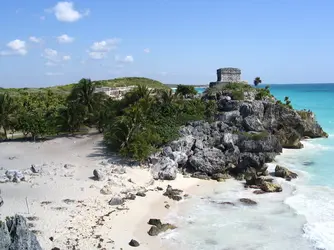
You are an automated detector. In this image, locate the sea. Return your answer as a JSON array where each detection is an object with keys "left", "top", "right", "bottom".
[{"left": 164, "top": 84, "right": 334, "bottom": 250}]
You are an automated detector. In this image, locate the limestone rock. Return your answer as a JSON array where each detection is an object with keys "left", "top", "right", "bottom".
[
  {"left": 275, "top": 165, "right": 298, "bottom": 180},
  {"left": 93, "top": 169, "right": 104, "bottom": 181},
  {"left": 108, "top": 196, "right": 124, "bottom": 206},
  {"left": 163, "top": 185, "right": 183, "bottom": 201},
  {"left": 260, "top": 181, "right": 282, "bottom": 193},
  {"left": 0, "top": 215, "right": 42, "bottom": 250},
  {"left": 152, "top": 157, "right": 177, "bottom": 180},
  {"left": 239, "top": 198, "right": 257, "bottom": 205},
  {"left": 129, "top": 239, "right": 140, "bottom": 247}
]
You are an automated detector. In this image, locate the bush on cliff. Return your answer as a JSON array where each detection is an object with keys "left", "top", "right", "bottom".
[{"left": 103, "top": 87, "right": 216, "bottom": 161}]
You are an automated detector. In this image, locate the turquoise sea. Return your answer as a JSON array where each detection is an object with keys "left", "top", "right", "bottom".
[{"left": 164, "top": 84, "right": 334, "bottom": 250}]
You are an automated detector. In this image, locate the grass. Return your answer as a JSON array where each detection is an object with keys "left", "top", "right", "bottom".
[{"left": 0, "top": 77, "right": 169, "bottom": 95}]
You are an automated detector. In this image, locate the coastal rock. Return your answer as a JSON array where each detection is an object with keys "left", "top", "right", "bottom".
[
  {"left": 275, "top": 165, "right": 298, "bottom": 180},
  {"left": 147, "top": 219, "right": 177, "bottom": 236},
  {"left": 100, "top": 185, "right": 113, "bottom": 195},
  {"left": 151, "top": 90, "right": 327, "bottom": 181},
  {"left": 5, "top": 170, "right": 25, "bottom": 182},
  {"left": 129, "top": 239, "right": 140, "bottom": 247},
  {"left": 260, "top": 181, "right": 282, "bottom": 193},
  {"left": 163, "top": 185, "right": 183, "bottom": 201},
  {"left": 93, "top": 169, "right": 105, "bottom": 181},
  {"left": 239, "top": 198, "right": 257, "bottom": 205},
  {"left": 125, "top": 193, "right": 136, "bottom": 200},
  {"left": 0, "top": 215, "right": 42, "bottom": 250},
  {"left": 0, "top": 195, "right": 3, "bottom": 207},
  {"left": 152, "top": 157, "right": 177, "bottom": 180},
  {"left": 108, "top": 196, "right": 124, "bottom": 206}
]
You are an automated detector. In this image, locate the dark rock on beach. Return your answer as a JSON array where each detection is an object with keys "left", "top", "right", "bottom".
[
  {"left": 0, "top": 215, "right": 42, "bottom": 250},
  {"left": 275, "top": 165, "right": 298, "bottom": 180},
  {"left": 163, "top": 185, "right": 183, "bottom": 201},
  {"left": 147, "top": 219, "right": 177, "bottom": 236},
  {"left": 239, "top": 198, "right": 257, "bottom": 205},
  {"left": 129, "top": 239, "right": 140, "bottom": 247}
]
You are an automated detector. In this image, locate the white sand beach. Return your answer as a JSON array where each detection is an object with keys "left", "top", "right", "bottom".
[{"left": 0, "top": 133, "right": 206, "bottom": 250}]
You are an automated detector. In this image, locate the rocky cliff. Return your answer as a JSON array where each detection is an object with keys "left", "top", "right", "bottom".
[
  {"left": 150, "top": 89, "right": 327, "bottom": 182},
  {"left": 0, "top": 215, "right": 42, "bottom": 250}
]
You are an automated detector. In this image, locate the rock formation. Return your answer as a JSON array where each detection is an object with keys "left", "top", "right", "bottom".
[
  {"left": 150, "top": 88, "right": 327, "bottom": 183},
  {"left": 0, "top": 215, "right": 42, "bottom": 250}
]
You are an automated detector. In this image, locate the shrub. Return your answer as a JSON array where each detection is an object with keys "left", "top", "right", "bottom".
[{"left": 231, "top": 90, "right": 244, "bottom": 100}]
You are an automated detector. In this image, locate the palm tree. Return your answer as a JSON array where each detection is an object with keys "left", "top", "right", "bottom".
[
  {"left": 254, "top": 77, "right": 262, "bottom": 87},
  {"left": 0, "top": 93, "right": 16, "bottom": 139},
  {"left": 156, "top": 89, "right": 178, "bottom": 105},
  {"left": 69, "top": 78, "right": 96, "bottom": 113}
]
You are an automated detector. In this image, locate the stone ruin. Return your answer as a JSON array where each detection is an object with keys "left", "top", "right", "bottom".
[{"left": 209, "top": 67, "right": 242, "bottom": 87}]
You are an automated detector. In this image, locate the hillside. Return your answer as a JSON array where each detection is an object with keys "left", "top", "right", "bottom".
[{"left": 0, "top": 77, "right": 169, "bottom": 95}]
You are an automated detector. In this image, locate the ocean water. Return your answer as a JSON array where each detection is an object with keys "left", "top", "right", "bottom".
[{"left": 163, "top": 84, "right": 334, "bottom": 250}]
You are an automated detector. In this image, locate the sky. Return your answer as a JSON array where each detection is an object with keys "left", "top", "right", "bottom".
[{"left": 1, "top": 0, "right": 334, "bottom": 88}]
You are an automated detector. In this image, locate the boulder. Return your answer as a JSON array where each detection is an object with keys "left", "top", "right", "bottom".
[
  {"left": 0, "top": 215, "right": 42, "bottom": 250},
  {"left": 152, "top": 157, "right": 178, "bottom": 180},
  {"left": 5, "top": 170, "right": 25, "bottom": 182},
  {"left": 163, "top": 185, "right": 183, "bottom": 201},
  {"left": 239, "top": 198, "right": 257, "bottom": 205},
  {"left": 260, "top": 181, "right": 282, "bottom": 193},
  {"left": 108, "top": 196, "right": 124, "bottom": 206},
  {"left": 129, "top": 239, "right": 140, "bottom": 247},
  {"left": 93, "top": 169, "right": 105, "bottom": 181},
  {"left": 275, "top": 165, "right": 298, "bottom": 180},
  {"left": 147, "top": 218, "right": 177, "bottom": 236}
]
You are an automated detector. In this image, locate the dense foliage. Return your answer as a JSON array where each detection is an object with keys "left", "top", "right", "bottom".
[
  {"left": 104, "top": 86, "right": 216, "bottom": 161},
  {"left": 175, "top": 85, "right": 198, "bottom": 98},
  {"left": 0, "top": 79, "right": 217, "bottom": 162}
]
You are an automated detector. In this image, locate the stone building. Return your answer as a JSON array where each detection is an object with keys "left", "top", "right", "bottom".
[{"left": 209, "top": 67, "right": 243, "bottom": 87}]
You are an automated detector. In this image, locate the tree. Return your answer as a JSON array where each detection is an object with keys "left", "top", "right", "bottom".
[
  {"left": 253, "top": 77, "right": 262, "bottom": 87},
  {"left": 0, "top": 93, "right": 16, "bottom": 139},
  {"left": 175, "top": 85, "right": 198, "bottom": 98},
  {"left": 68, "top": 78, "right": 96, "bottom": 113}
]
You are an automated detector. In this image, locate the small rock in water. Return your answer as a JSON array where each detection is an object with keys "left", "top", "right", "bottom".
[
  {"left": 220, "top": 201, "right": 235, "bottom": 206},
  {"left": 129, "top": 239, "right": 140, "bottom": 247},
  {"left": 253, "top": 190, "right": 266, "bottom": 195},
  {"left": 93, "top": 169, "right": 105, "bottom": 181},
  {"left": 239, "top": 198, "right": 257, "bottom": 205},
  {"left": 260, "top": 181, "right": 282, "bottom": 193},
  {"left": 165, "top": 204, "right": 170, "bottom": 209},
  {"left": 64, "top": 164, "right": 75, "bottom": 169},
  {"left": 147, "top": 219, "right": 177, "bottom": 236}
]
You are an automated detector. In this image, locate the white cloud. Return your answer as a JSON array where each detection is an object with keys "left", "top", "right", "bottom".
[
  {"left": 90, "top": 38, "right": 120, "bottom": 52},
  {"left": 43, "top": 48, "right": 58, "bottom": 61},
  {"left": 115, "top": 55, "right": 134, "bottom": 63},
  {"left": 57, "top": 34, "right": 74, "bottom": 43},
  {"left": 63, "top": 55, "right": 71, "bottom": 61},
  {"left": 29, "top": 36, "right": 42, "bottom": 43},
  {"left": 88, "top": 51, "right": 107, "bottom": 60},
  {"left": 144, "top": 48, "right": 150, "bottom": 53},
  {"left": 0, "top": 39, "right": 27, "bottom": 56},
  {"left": 50, "top": 2, "right": 89, "bottom": 22},
  {"left": 45, "top": 72, "right": 63, "bottom": 76}
]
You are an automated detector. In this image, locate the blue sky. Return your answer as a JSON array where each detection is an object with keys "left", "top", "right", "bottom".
[{"left": 1, "top": 0, "right": 334, "bottom": 87}]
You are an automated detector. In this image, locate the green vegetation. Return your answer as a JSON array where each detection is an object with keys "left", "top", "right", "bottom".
[
  {"left": 0, "top": 77, "right": 168, "bottom": 96},
  {"left": 0, "top": 78, "right": 217, "bottom": 162},
  {"left": 175, "top": 85, "right": 198, "bottom": 98},
  {"left": 104, "top": 86, "right": 216, "bottom": 161},
  {"left": 255, "top": 85, "right": 273, "bottom": 100},
  {"left": 276, "top": 96, "right": 293, "bottom": 109},
  {"left": 253, "top": 77, "right": 262, "bottom": 86}
]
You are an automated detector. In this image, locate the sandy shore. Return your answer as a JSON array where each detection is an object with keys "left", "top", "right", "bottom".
[{"left": 0, "top": 133, "right": 209, "bottom": 250}]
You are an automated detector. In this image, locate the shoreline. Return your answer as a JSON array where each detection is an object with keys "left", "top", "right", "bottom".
[{"left": 0, "top": 133, "right": 332, "bottom": 249}]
